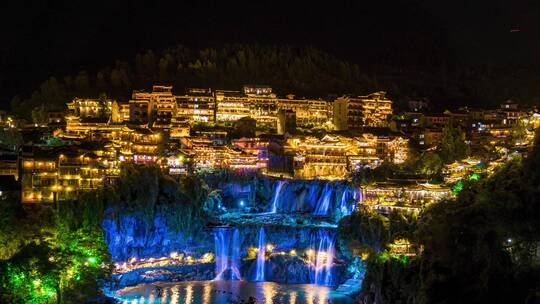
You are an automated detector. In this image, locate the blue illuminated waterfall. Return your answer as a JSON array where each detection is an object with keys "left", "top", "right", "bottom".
[
  {"left": 254, "top": 227, "right": 266, "bottom": 281},
  {"left": 310, "top": 230, "right": 336, "bottom": 285},
  {"left": 214, "top": 228, "right": 242, "bottom": 280},
  {"left": 314, "top": 183, "right": 333, "bottom": 215},
  {"left": 270, "top": 180, "right": 286, "bottom": 213},
  {"left": 339, "top": 187, "right": 362, "bottom": 217}
]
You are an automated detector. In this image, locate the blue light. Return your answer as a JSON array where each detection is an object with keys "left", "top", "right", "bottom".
[{"left": 239, "top": 200, "right": 245, "bottom": 207}]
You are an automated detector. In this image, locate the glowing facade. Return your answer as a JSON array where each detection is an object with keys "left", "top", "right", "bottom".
[{"left": 333, "top": 91, "right": 393, "bottom": 130}]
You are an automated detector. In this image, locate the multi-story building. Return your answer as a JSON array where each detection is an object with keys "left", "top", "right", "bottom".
[
  {"left": 20, "top": 146, "right": 110, "bottom": 204},
  {"left": 499, "top": 100, "right": 525, "bottom": 126},
  {"left": 67, "top": 98, "right": 114, "bottom": 119},
  {"left": 363, "top": 180, "right": 451, "bottom": 207},
  {"left": 231, "top": 137, "right": 269, "bottom": 169},
  {"left": 333, "top": 91, "right": 393, "bottom": 130},
  {"left": 117, "top": 126, "right": 161, "bottom": 163},
  {"left": 129, "top": 85, "right": 175, "bottom": 126},
  {"left": 419, "top": 128, "right": 443, "bottom": 148},
  {"left": 183, "top": 136, "right": 259, "bottom": 171},
  {"left": 0, "top": 152, "right": 18, "bottom": 180},
  {"left": 215, "top": 90, "right": 251, "bottom": 122},
  {"left": 277, "top": 95, "right": 331, "bottom": 126},
  {"left": 56, "top": 152, "right": 105, "bottom": 201},
  {"left": 175, "top": 88, "right": 216, "bottom": 123},
  {"left": 286, "top": 135, "right": 350, "bottom": 179},
  {"left": 21, "top": 147, "right": 59, "bottom": 203},
  {"left": 422, "top": 113, "right": 451, "bottom": 128},
  {"left": 277, "top": 109, "right": 297, "bottom": 135}
]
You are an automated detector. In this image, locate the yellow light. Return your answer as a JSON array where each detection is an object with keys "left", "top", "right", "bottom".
[
  {"left": 266, "top": 244, "right": 274, "bottom": 252},
  {"left": 306, "top": 249, "right": 314, "bottom": 257},
  {"left": 289, "top": 250, "right": 297, "bottom": 256}
]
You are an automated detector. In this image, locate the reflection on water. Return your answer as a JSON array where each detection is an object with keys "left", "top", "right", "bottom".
[{"left": 115, "top": 281, "right": 353, "bottom": 304}]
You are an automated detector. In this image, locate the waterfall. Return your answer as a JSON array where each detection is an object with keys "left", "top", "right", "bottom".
[
  {"left": 254, "top": 227, "right": 266, "bottom": 281},
  {"left": 314, "top": 182, "right": 333, "bottom": 216},
  {"left": 310, "top": 229, "right": 336, "bottom": 285},
  {"left": 270, "top": 180, "right": 286, "bottom": 213},
  {"left": 339, "top": 190, "right": 350, "bottom": 216},
  {"left": 214, "top": 228, "right": 242, "bottom": 280}
]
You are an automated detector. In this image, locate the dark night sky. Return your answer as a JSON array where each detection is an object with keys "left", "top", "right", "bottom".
[{"left": 1, "top": 0, "right": 539, "bottom": 107}]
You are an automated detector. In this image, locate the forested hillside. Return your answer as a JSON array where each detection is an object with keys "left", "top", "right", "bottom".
[{"left": 10, "top": 44, "right": 540, "bottom": 120}]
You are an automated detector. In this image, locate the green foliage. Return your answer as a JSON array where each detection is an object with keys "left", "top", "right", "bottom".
[
  {"left": 362, "top": 253, "right": 420, "bottom": 304},
  {"left": 350, "top": 163, "right": 400, "bottom": 186},
  {"left": 511, "top": 118, "right": 529, "bottom": 145},
  {"left": 110, "top": 164, "right": 209, "bottom": 233},
  {"left": 416, "top": 152, "right": 443, "bottom": 179},
  {"left": 338, "top": 208, "right": 418, "bottom": 257},
  {"left": 0, "top": 243, "right": 58, "bottom": 304},
  {"left": 0, "top": 198, "right": 111, "bottom": 304},
  {"left": 12, "top": 45, "right": 377, "bottom": 119},
  {"left": 416, "top": 136, "right": 540, "bottom": 303},
  {"left": 451, "top": 179, "right": 463, "bottom": 195},
  {"left": 437, "top": 124, "right": 470, "bottom": 164}
]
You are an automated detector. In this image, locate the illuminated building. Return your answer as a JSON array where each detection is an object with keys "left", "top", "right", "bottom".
[
  {"left": 348, "top": 135, "right": 380, "bottom": 169},
  {"left": 0, "top": 153, "right": 18, "bottom": 179},
  {"left": 64, "top": 115, "right": 123, "bottom": 140},
  {"left": 277, "top": 133, "right": 409, "bottom": 179},
  {"left": 333, "top": 91, "right": 393, "bottom": 130},
  {"left": 243, "top": 85, "right": 278, "bottom": 128},
  {"left": 215, "top": 90, "right": 252, "bottom": 122},
  {"left": 499, "top": 100, "right": 526, "bottom": 126},
  {"left": 21, "top": 145, "right": 116, "bottom": 203},
  {"left": 129, "top": 96, "right": 151, "bottom": 124},
  {"left": 376, "top": 135, "right": 409, "bottom": 164},
  {"left": 442, "top": 157, "right": 484, "bottom": 183},
  {"left": 169, "top": 119, "right": 191, "bottom": 138},
  {"left": 185, "top": 137, "right": 259, "bottom": 171},
  {"left": 363, "top": 180, "right": 451, "bottom": 207},
  {"left": 286, "top": 135, "right": 350, "bottom": 179},
  {"left": 175, "top": 88, "right": 216, "bottom": 122},
  {"left": 164, "top": 152, "right": 189, "bottom": 175},
  {"left": 111, "top": 102, "right": 130, "bottom": 123},
  {"left": 67, "top": 97, "right": 114, "bottom": 119},
  {"left": 231, "top": 137, "right": 269, "bottom": 169},
  {"left": 21, "top": 148, "right": 59, "bottom": 203},
  {"left": 117, "top": 126, "right": 160, "bottom": 163},
  {"left": 277, "top": 95, "right": 331, "bottom": 126},
  {"left": 129, "top": 85, "right": 176, "bottom": 127},
  {"left": 57, "top": 152, "right": 105, "bottom": 200}
]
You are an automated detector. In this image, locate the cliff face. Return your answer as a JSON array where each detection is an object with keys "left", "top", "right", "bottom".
[
  {"left": 206, "top": 176, "right": 361, "bottom": 218},
  {"left": 102, "top": 176, "right": 361, "bottom": 288}
]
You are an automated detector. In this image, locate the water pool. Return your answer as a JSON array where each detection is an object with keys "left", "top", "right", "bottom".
[{"left": 114, "top": 280, "right": 354, "bottom": 304}]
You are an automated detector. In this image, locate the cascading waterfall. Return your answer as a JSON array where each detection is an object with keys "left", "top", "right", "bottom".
[
  {"left": 254, "top": 227, "right": 266, "bottom": 281},
  {"left": 270, "top": 180, "right": 286, "bottom": 213},
  {"left": 214, "top": 228, "right": 242, "bottom": 281},
  {"left": 314, "top": 182, "right": 333, "bottom": 215},
  {"left": 339, "top": 187, "right": 362, "bottom": 217},
  {"left": 310, "top": 229, "right": 336, "bottom": 286}
]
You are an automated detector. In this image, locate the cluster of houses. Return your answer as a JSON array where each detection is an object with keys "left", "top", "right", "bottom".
[{"left": 0, "top": 84, "right": 537, "bottom": 207}]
